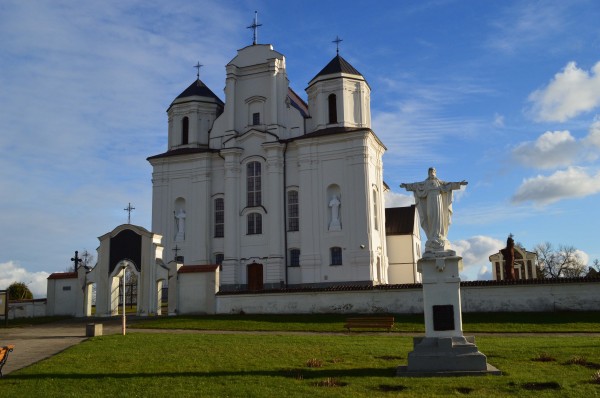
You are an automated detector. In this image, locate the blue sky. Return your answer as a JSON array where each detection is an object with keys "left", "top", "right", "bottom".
[{"left": 2, "top": 0, "right": 600, "bottom": 297}]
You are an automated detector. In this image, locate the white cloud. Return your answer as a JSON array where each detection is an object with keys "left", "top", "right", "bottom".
[
  {"left": 512, "top": 167, "right": 600, "bottom": 205},
  {"left": 527, "top": 61, "right": 600, "bottom": 122},
  {"left": 384, "top": 191, "right": 414, "bottom": 208},
  {"left": 512, "top": 130, "right": 579, "bottom": 169},
  {"left": 0, "top": 261, "right": 49, "bottom": 298},
  {"left": 584, "top": 118, "right": 600, "bottom": 148},
  {"left": 453, "top": 236, "right": 504, "bottom": 281},
  {"left": 493, "top": 113, "right": 505, "bottom": 128}
]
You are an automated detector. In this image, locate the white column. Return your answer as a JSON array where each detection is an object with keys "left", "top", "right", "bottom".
[
  {"left": 264, "top": 142, "right": 285, "bottom": 283},
  {"left": 221, "top": 148, "right": 242, "bottom": 286}
]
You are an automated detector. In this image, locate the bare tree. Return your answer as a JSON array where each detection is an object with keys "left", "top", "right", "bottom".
[{"left": 534, "top": 242, "right": 587, "bottom": 278}]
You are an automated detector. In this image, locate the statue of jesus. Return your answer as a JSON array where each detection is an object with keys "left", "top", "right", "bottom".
[{"left": 401, "top": 167, "right": 467, "bottom": 255}]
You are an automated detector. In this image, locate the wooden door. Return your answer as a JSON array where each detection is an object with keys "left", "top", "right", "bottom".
[{"left": 247, "top": 263, "right": 263, "bottom": 291}]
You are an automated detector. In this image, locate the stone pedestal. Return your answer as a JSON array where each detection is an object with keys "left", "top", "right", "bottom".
[
  {"left": 86, "top": 323, "right": 103, "bottom": 337},
  {"left": 398, "top": 255, "right": 500, "bottom": 377}
]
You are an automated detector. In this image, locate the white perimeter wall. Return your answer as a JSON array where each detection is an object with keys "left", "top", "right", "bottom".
[
  {"left": 8, "top": 299, "right": 47, "bottom": 319},
  {"left": 216, "top": 281, "right": 600, "bottom": 314}
]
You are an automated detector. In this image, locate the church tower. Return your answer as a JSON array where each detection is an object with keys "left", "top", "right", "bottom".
[
  {"left": 305, "top": 54, "right": 371, "bottom": 133},
  {"left": 167, "top": 78, "right": 223, "bottom": 149}
]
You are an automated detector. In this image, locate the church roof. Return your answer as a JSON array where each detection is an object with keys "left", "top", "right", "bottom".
[
  {"left": 385, "top": 205, "right": 417, "bottom": 236},
  {"left": 173, "top": 79, "right": 224, "bottom": 104},
  {"left": 147, "top": 147, "right": 216, "bottom": 161},
  {"left": 311, "top": 55, "right": 363, "bottom": 81}
]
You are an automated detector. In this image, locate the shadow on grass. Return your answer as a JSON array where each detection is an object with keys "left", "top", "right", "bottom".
[{"left": 6, "top": 367, "right": 397, "bottom": 381}]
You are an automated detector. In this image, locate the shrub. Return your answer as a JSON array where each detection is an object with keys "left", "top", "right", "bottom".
[{"left": 7, "top": 282, "right": 33, "bottom": 300}]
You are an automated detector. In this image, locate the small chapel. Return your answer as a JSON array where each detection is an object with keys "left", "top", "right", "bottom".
[{"left": 147, "top": 39, "right": 409, "bottom": 291}]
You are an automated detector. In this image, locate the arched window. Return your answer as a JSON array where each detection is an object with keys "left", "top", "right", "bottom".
[
  {"left": 182, "top": 117, "right": 189, "bottom": 145},
  {"left": 330, "top": 247, "right": 342, "bottom": 266},
  {"left": 247, "top": 161, "right": 262, "bottom": 207},
  {"left": 328, "top": 94, "right": 337, "bottom": 124},
  {"left": 247, "top": 213, "right": 262, "bottom": 235},
  {"left": 214, "top": 198, "right": 224, "bottom": 237},
  {"left": 373, "top": 189, "right": 379, "bottom": 231},
  {"left": 287, "top": 190, "right": 299, "bottom": 231}
]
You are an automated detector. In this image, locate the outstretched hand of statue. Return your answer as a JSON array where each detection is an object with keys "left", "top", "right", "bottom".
[{"left": 460, "top": 180, "right": 468, "bottom": 186}]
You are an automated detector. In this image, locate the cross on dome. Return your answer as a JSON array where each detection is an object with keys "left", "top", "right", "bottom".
[
  {"left": 193, "top": 62, "right": 203, "bottom": 79},
  {"left": 332, "top": 35, "right": 343, "bottom": 55}
]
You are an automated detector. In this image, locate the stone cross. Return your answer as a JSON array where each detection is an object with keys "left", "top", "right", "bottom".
[
  {"left": 172, "top": 245, "right": 181, "bottom": 261},
  {"left": 71, "top": 251, "right": 83, "bottom": 271}
]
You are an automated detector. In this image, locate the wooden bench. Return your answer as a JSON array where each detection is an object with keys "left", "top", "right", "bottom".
[
  {"left": 344, "top": 316, "right": 394, "bottom": 332},
  {"left": 0, "top": 345, "right": 14, "bottom": 377}
]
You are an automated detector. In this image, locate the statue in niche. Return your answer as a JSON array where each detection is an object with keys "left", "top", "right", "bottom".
[
  {"left": 401, "top": 167, "right": 467, "bottom": 255},
  {"left": 500, "top": 234, "right": 516, "bottom": 280},
  {"left": 174, "top": 208, "right": 186, "bottom": 241},
  {"left": 328, "top": 195, "right": 341, "bottom": 231}
]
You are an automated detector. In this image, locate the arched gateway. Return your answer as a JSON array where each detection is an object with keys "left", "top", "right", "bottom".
[{"left": 85, "top": 224, "right": 168, "bottom": 317}]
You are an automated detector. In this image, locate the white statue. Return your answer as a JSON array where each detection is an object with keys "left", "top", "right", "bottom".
[
  {"left": 328, "top": 195, "right": 341, "bottom": 231},
  {"left": 174, "top": 208, "right": 186, "bottom": 241},
  {"left": 401, "top": 167, "right": 467, "bottom": 255}
]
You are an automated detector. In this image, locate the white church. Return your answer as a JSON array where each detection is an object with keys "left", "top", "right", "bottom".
[{"left": 147, "top": 42, "right": 417, "bottom": 292}]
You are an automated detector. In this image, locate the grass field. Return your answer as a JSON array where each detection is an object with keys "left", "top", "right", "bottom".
[
  {"left": 130, "top": 311, "right": 600, "bottom": 333},
  {"left": 2, "top": 312, "right": 600, "bottom": 397},
  {"left": 2, "top": 333, "right": 599, "bottom": 397}
]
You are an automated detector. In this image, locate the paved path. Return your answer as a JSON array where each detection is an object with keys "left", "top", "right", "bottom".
[{"left": 2, "top": 318, "right": 599, "bottom": 376}]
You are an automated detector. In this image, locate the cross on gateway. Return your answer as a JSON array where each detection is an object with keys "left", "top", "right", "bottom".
[
  {"left": 124, "top": 202, "right": 135, "bottom": 224},
  {"left": 71, "top": 251, "right": 83, "bottom": 271}
]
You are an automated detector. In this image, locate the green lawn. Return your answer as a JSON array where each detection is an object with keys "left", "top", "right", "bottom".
[
  {"left": 2, "top": 333, "right": 599, "bottom": 397},
  {"left": 130, "top": 311, "right": 600, "bottom": 333}
]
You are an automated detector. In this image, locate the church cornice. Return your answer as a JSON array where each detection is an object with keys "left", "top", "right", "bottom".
[{"left": 147, "top": 147, "right": 217, "bottom": 161}]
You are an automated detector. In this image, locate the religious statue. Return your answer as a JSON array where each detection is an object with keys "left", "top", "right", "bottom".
[
  {"left": 400, "top": 167, "right": 467, "bottom": 255},
  {"left": 328, "top": 195, "right": 341, "bottom": 231},
  {"left": 500, "top": 234, "right": 516, "bottom": 280},
  {"left": 174, "top": 208, "right": 186, "bottom": 241}
]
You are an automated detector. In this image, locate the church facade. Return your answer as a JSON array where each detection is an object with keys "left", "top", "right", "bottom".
[{"left": 148, "top": 43, "right": 389, "bottom": 291}]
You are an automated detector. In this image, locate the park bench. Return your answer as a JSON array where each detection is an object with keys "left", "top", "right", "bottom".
[
  {"left": 344, "top": 316, "right": 394, "bottom": 332},
  {"left": 0, "top": 345, "right": 14, "bottom": 377}
]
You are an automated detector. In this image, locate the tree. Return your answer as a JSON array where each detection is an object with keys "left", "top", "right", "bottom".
[
  {"left": 7, "top": 282, "right": 33, "bottom": 300},
  {"left": 533, "top": 242, "right": 587, "bottom": 278}
]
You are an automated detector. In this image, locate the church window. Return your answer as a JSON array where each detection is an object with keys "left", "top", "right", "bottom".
[
  {"left": 373, "top": 189, "right": 379, "bottom": 231},
  {"left": 247, "top": 213, "right": 262, "bottom": 235},
  {"left": 330, "top": 247, "right": 342, "bottom": 265},
  {"left": 287, "top": 190, "right": 299, "bottom": 231},
  {"left": 289, "top": 249, "right": 300, "bottom": 267},
  {"left": 182, "top": 116, "right": 189, "bottom": 145},
  {"left": 252, "top": 112, "right": 260, "bottom": 125},
  {"left": 328, "top": 94, "right": 337, "bottom": 124},
  {"left": 214, "top": 198, "right": 224, "bottom": 237},
  {"left": 247, "top": 162, "right": 262, "bottom": 207}
]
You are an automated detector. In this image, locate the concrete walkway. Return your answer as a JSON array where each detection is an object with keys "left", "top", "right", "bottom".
[{"left": 1, "top": 318, "right": 124, "bottom": 376}]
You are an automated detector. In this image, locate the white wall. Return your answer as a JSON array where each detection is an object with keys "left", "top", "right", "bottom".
[
  {"left": 8, "top": 299, "right": 47, "bottom": 319},
  {"left": 216, "top": 280, "right": 600, "bottom": 314}
]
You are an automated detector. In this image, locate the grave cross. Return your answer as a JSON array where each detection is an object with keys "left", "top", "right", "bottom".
[
  {"left": 247, "top": 11, "right": 262, "bottom": 45},
  {"left": 332, "top": 35, "right": 343, "bottom": 55},
  {"left": 194, "top": 61, "right": 203, "bottom": 79},
  {"left": 71, "top": 251, "right": 83, "bottom": 271},
  {"left": 124, "top": 202, "right": 135, "bottom": 224}
]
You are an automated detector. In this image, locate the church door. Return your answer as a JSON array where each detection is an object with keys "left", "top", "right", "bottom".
[{"left": 247, "top": 263, "right": 263, "bottom": 291}]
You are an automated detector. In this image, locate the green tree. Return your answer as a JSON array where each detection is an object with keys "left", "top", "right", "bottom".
[{"left": 7, "top": 282, "right": 33, "bottom": 300}]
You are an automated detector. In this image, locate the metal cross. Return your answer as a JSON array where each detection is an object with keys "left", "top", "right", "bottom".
[
  {"left": 124, "top": 202, "right": 135, "bottom": 224},
  {"left": 194, "top": 62, "right": 203, "bottom": 79},
  {"left": 172, "top": 245, "right": 181, "bottom": 261},
  {"left": 247, "top": 11, "right": 262, "bottom": 45},
  {"left": 332, "top": 35, "right": 343, "bottom": 55},
  {"left": 71, "top": 251, "right": 83, "bottom": 271}
]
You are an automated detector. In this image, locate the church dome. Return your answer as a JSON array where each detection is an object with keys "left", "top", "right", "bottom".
[
  {"left": 308, "top": 55, "right": 364, "bottom": 85},
  {"left": 168, "top": 78, "right": 224, "bottom": 111}
]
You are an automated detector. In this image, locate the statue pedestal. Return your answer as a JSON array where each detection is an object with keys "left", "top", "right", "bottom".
[{"left": 398, "top": 255, "right": 501, "bottom": 377}]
